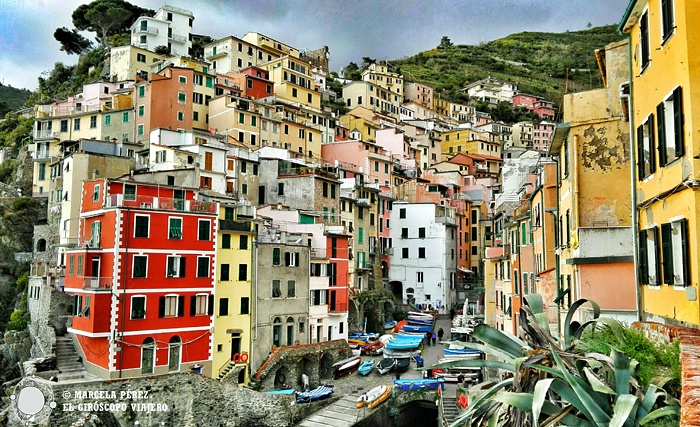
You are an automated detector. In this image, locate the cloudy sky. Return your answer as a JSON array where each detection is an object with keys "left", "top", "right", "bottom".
[{"left": 1, "top": 0, "right": 629, "bottom": 91}]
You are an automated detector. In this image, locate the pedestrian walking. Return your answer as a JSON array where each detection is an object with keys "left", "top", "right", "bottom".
[
  {"left": 426, "top": 331, "right": 431, "bottom": 346},
  {"left": 457, "top": 373, "right": 465, "bottom": 388},
  {"left": 437, "top": 327, "right": 444, "bottom": 344},
  {"left": 450, "top": 307, "right": 456, "bottom": 320},
  {"left": 431, "top": 332, "right": 437, "bottom": 346}
]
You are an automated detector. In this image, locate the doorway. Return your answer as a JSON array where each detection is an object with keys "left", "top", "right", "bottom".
[{"left": 230, "top": 333, "right": 241, "bottom": 361}]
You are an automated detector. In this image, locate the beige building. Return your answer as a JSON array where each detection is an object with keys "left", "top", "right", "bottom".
[{"left": 109, "top": 45, "right": 165, "bottom": 82}]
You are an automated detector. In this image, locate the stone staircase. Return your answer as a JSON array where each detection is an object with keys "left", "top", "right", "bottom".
[
  {"left": 56, "top": 335, "right": 89, "bottom": 380},
  {"left": 441, "top": 396, "right": 459, "bottom": 426},
  {"left": 216, "top": 360, "right": 237, "bottom": 381}
]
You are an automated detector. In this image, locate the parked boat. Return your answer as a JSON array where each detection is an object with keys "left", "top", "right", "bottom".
[
  {"left": 367, "top": 385, "right": 392, "bottom": 409},
  {"left": 444, "top": 348, "right": 481, "bottom": 356},
  {"left": 407, "top": 311, "right": 434, "bottom": 321},
  {"left": 265, "top": 388, "right": 295, "bottom": 395},
  {"left": 348, "top": 338, "right": 366, "bottom": 349},
  {"left": 349, "top": 331, "right": 379, "bottom": 342},
  {"left": 395, "top": 358, "right": 410, "bottom": 373},
  {"left": 361, "top": 340, "right": 384, "bottom": 355},
  {"left": 403, "top": 324, "right": 432, "bottom": 333},
  {"left": 385, "top": 340, "right": 421, "bottom": 351},
  {"left": 358, "top": 360, "right": 375, "bottom": 376},
  {"left": 376, "top": 358, "right": 396, "bottom": 375},
  {"left": 384, "top": 321, "right": 397, "bottom": 332},
  {"left": 406, "top": 317, "right": 434, "bottom": 326},
  {"left": 394, "top": 378, "right": 445, "bottom": 391},
  {"left": 356, "top": 384, "right": 386, "bottom": 408},
  {"left": 394, "top": 320, "right": 408, "bottom": 331},
  {"left": 382, "top": 348, "right": 421, "bottom": 359},
  {"left": 332, "top": 355, "right": 362, "bottom": 379},
  {"left": 295, "top": 385, "right": 334, "bottom": 403}
]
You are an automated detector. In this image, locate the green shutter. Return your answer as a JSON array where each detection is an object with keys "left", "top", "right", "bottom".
[
  {"left": 679, "top": 219, "right": 689, "bottom": 286},
  {"left": 638, "top": 230, "right": 649, "bottom": 284},
  {"left": 656, "top": 104, "right": 666, "bottom": 167},
  {"left": 673, "top": 87, "right": 684, "bottom": 157},
  {"left": 661, "top": 223, "right": 673, "bottom": 284},
  {"left": 273, "top": 248, "right": 280, "bottom": 265},
  {"left": 358, "top": 227, "right": 363, "bottom": 244}
]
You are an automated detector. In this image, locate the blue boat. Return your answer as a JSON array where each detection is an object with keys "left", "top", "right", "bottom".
[
  {"left": 444, "top": 348, "right": 481, "bottom": 355},
  {"left": 394, "top": 378, "right": 445, "bottom": 391},
  {"left": 296, "top": 385, "right": 334, "bottom": 403},
  {"left": 384, "top": 321, "right": 397, "bottom": 332},
  {"left": 407, "top": 318, "right": 434, "bottom": 326},
  {"left": 358, "top": 360, "right": 375, "bottom": 376},
  {"left": 403, "top": 325, "right": 432, "bottom": 333},
  {"left": 349, "top": 331, "right": 380, "bottom": 342},
  {"left": 386, "top": 340, "right": 421, "bottom": 350},
  {"left": 266, "top": 388, "right": 295, "bottom": 395}
]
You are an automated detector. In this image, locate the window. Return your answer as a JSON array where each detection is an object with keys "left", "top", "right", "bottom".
[
  {"left": 90, "top": 115, "right": 97, "bottom": 128},
  {"left": 331, "top": 184, "right": 336, "bottom": 199},
  {"left": 131, "top": 296, "right": 146, "bottom": 319},
  {"left": 220, "top": 264, "right": 230, "bottom": 281},
  {"left": 401, "top": 228, "right": 408, "bottom": 239},
  {"left": 158, "top": 295, "right": 180, "bottom": 317},
  {"left": 240, "top": 235, "right": 248, "bottom": 250},
  {"left": 191, "top": 294, "right": 208, "bottom": 316},
  {"left": 177, "top": 111, "right": 184, "bottom": 121},
  {"left": 168, "top": 217, "right": 182, "bottom": 239},
  {"left": 138, "top": 86, "right": 145, "bottom": 98},
  {"left": 60, "top": 120, "right": 68, "bottom": 132},
  {"left": 657, "top": 87, "right": 684, "bottom": 166},
  {"left": 196, "top": 257, "right": 209, "bottom": 277},
  {"left": 273, "top": 247, "right": 281, "bottom": 265},
  {"left": 637, "top": 114, "right": 655, "bottom": 180},
  {"left": 285, "top": 252, "right": 299, "bottom": 267},
  {"left": 178, "top": 92, "right": 186, "bottom": 103},
  {"left": 287, "top": 280, "right": 296, "bottom": 298},
  {"left": 198, "top": 220, "right": 210, "bottom": 240},
  {"left": 417, "top": 272, "right": 424, "bottom": 283},
  {"left": 123, "top": 112, "right": 129, "bottom": 123},
  {"left": 137, "top": 124, "right": 144, "bottom": 136},
  {"left": 661, "top": 0, "right": 675, "bottom": 42},
  {"left": 133, "top": 255, "right": 147, "bottom": 278},
  {"left": 399, "top": 208, "right": 406, "bottom": 219},
  {"left": 219, "top": 298, "right": 229, "bottom": 316},
  {"left": 134, "top": 215, "right": 149, "bottom": 238},
  {"left": 240, "top": 297, "right": 250, "bottom": 314},
  {"left": 323, "top": 182, "right": 328, "bottom": 197},
  {"left": 238, "top": 264, "right": 247, "bottom": 280},
  {"left": 166, "top": 256, "right": 186, "bottom": 278},
  {"left": 419, "top": 247, "right": 426, "bottom": 258},
  {"left": 73, "top": 118, "right": 80, "bottom": 131},
  {"left": 402, "top": 248, "right": 409, "bottom": 258},
  {"left": 661, "top": 219, "right": 689, "bottom": 286},
  {"left": 278, "top": 182, "right": 284, "bottom": 196},
  {"left": 638, "top": 227, "right": 659, "bottom": 285},
  {"left": 419, "top": 227, "right": 426, "bottom": 238},
  {"left": 194, "top": 74, "right": 202, "bottom": 85},
  {"left": 640, "top": 11, "right": 650, "bottom": 70},
  {"left": 272, "top": 280, "right": 281, "bottom": 298}
]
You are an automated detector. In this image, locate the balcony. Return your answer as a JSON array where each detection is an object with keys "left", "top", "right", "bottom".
[
  {"left": 82, "top": 276, "right": 112, "bottom": 291},
  {"left": 219, "top": 219, "right": 252, "bottom": 232},
  {"left": 136, "top": 26, "right": 158, "bottom": 35},
  {"left": 382, "top": 247, "right": 394, "bottom": 256},
  {"left": 34, "top": 129, "right": 57, "bottom": 139},
  {"left": 34, "top": 149, "right": 50, "bottom": 161},
  {"left": 278, "top": 166, "right": 339, "bottom": 180},
  {"left": 310, "top": 248, "right": 326, "bottom": 259},
  {"left": 329, "top": 302, "right": 348, "bottom": 313},
  {"left": 435, "top": 215, "right": 456, "bottom": 226},
  {"left": 104, "top": 194, "right": 217, "bottom": 214},
  {"left": 170, "top": 32, "right": 187, "bottom": 43}
]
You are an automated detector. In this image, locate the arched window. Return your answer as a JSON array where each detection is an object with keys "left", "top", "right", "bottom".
[
  {"left": 272, "top": 317, "right": 282, "bottom": 348},
  {"left": 141, "top": 337, "right": 155, "bottom": 374},
  {"left": 168, "top": 336, "right": 181, "bottom": 372},
  {"left": 37, "top": 239, "right": 47, "bottom": 252},
  {"left": 286, "top": 317, "right": 295, "bottom": 346}
]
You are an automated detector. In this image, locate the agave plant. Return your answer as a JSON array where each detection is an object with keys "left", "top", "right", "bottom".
[{"left": 430, "top": 294, "right": 679, "bottom": 427}]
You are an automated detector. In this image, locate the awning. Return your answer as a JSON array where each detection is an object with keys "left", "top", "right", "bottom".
[{"left": 458, "top": 267, "right": 474, "bottom": 274}]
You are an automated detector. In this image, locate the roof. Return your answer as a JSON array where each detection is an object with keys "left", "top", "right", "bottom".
[{"left": 617, "top": 0, "right": 639, "bottom": 34}]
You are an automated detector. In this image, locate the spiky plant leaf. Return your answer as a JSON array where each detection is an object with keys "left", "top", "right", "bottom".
[
  {"left": 583, "top": 367, "right": 615, "bottom": 394},
  {"left": 636, "top": 384, "right": 660, "bottom": 419},
  {"left": 609, "top": 394, "right": 638, "bottom": 427},
  {"left": 471, "top": 323, "right": 527, "bottom": 358},
  {"left": 564, "top": 299, "right": 601, "bottom": 347},
  {"left": 533, "top": 378, "right": 554, "bottom": 426},
  {"left": 639, "top": 405, "right": 680, "bottom": 425},
  {"left": 611, "top": 348, "right": 633, "bottom": 397}
]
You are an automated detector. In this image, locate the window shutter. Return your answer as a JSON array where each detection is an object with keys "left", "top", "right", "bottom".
[
  {"left": 177, "top": 296, "right": 185, "bottom": 317},
  {"left": 285, "top": 252, "right": 290, "bottom": 266},
  {"left": 636, "top": 125, "right": 645, "bottom": 180},
  {"left": 208, "top": 295, "right": 214, "bottom": 315},
  {"left": 651, "top": 227, "right": 660, "bottom": 285},
  {"left": 158, "top": 296, "right": 165, "bottom": 318},
  {"left": 295, "top": 253, "right": 299, "bottom": 267},
  {"left": 673, "top": 87, "right": 684, "bottom": 157},
  {"left": 190, "top": 295, "right": 197, "bottom": 316},
  {"left": 179, "top": 257, "right": 186, "bottom": 277},
  {"left": 656, "top": 104, "right": 666, "bottom": 166},
  {"left": 680, "top": 219, "right": 690, "bottom": 286},
  {"left": 638, "top": 230, "right": 648, "bottom": 284},
  {"left": 661, "top": 223, "right": 673, "bottom": 284}
]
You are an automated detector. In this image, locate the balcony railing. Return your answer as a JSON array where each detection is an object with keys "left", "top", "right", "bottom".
[
  {"left": 34, "top": 129, "right": 57, "bottom": 139},
  {"left": 82, "top": 276, "right": 112, "bottom": 291},
  {"left": 219, "top": 219, "right": 252, "bottom": 232},
  {"left": 170, "top": 32, "right": 187, "bottom": 42},
  {"left": 104, "top": 194, "right": 217, "bottom": 214},
  {"left": 329, "top": 302, "right": 348, "bottom": 313},
  {"left": 382, "top": 247, "right": 394, "bottom": 256}
]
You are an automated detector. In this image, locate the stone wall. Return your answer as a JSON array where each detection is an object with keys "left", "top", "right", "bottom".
[
  {"left": 38, "top": 372, "right": 326, "bottom": 427},
  {"left": 632, "top": 321, "right": 700, "bottom": 427},
  {"left": 27, "top": 282, "right": 71, "bottom": 358},
  {"left": 253, "top": 339, "right": 351, "bottom": 391}
]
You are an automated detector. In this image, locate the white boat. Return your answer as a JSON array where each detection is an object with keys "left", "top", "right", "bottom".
[
  {"left": 356, "top": 385, "right": 387, "bottom": 408},
  {"left": 407, "top": 311, "right": 434, "bottom": 320},
  {"left": 382, "top": 348, "right": 421, "bottom": 359}
]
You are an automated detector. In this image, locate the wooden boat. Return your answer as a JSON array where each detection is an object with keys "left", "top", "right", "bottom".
[
  {"left": 403, "top": 324, "right": 432, "bottom": 333},
  {"left": 367, "top": 385, "right": 392, "bottom": 409},
  {"left": 332, "top": 354, "right": 362, "bottom": 379},
  {"left": 356, "top": 384, "right": 386, "bottom": 408},
  {"left": 295, "top": 385, "right": 334, "bottom": 403},
  {"left": 395, "top": 358, "right": 410, "bottom": 373},
  {"left": 376, "top": 357, "right": 396, "bottom": 375},
  {"left": 386, "top": 339, "right": 421, "bottom": 350},
  {"left": 393, "top": 378, "right": 444, "bottom": 391},
  {"left": 350, "top": 331, "right": 379, "bottom": 342},
  {"left": 265, "top": 388, "right": 295, "bottom": 395},
  {"left": 384, "top": 321, "right": 397, "bottom": 332},
  {"left": 358, "top": 360, "right": 375, "bottom": 376},
  {"left": 361, "top": 340, "right": 384, "bottom": 355}
]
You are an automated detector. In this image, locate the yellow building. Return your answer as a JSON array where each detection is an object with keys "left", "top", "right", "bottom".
[
  {"left": 262, "top": 56, "right": 320, "bottom": 110},
  {"left": 440, "top": 128, "right": 501, "bottom": 160},
  {"left": 212, "top": 204, "right": 254, "bottom": 383},
  {"left": 620, "top": 0, "right": 700, "bottom": 326},
  {"left": 549, "top": 39, "right": 637, "bottom": 325}
]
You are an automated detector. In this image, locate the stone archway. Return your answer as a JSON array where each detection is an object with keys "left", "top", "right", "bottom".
[
  {"left": 297, "top": 357, "right": 314, "bottom": 389},
  {"left": 389, "top": 280, "right": 403, "bottom": 300},
  {"left": 319, "top": 353, "right": 333, "bottom": 379},
  {"left": 274, "top": 366, "right": 291, "bottom": 389}
]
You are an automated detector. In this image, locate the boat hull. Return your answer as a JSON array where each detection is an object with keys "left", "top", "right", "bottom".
[
  {"left": 376, "top": 358, "right": 396, "bottom": 375},
  {"left": 393, "top": 378, "right": 444, "bottom": 391},
  {"left": 358, "top": 361, "right": 375, "bottom": 376},
  {"left": 395, "top": 358, "right": 410, "bottom": 373},
  {"left": 296, "top": 385, "right": 334, "bottom": 403},
  {"left": 356, "top": 385, "right": 386, "bottom": 408},
  {"left": 367, "top": 386, "right": 392, "bottom": 409},
  {"left": 332, "top": 355, "right": 362, "bottom": 378}
]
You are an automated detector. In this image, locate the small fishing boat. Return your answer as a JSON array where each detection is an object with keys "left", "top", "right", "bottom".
[
  {"left": 348, "top": 338, "right": 366, "bottom": 348},
  {"left": 349, "top": 331, "right": 379, "bottom": 342},
  {"left": 361, "top": 340, "right": 384, "bottom": 355},
  {"left": 367, "top": 385, "right": 392, "bottom": 409},
  {"left": 384, "top": 321, "right": 397, "bottom": 332},
  {"left": 386, "top": 340, "right": 421, "bottom": 351},
  {"left": 394, "top": 320, "right": 408, "bottom": 331},
  {"left": 295, "top": 385, "right": 334, "bottom": 403},
  {"left": 403, "top": 324, "right": 432, "bottom": 333},
  {"left": 265, "top": 388, "right": 295, "bottom": 395},
  {"left": 395, "top": 358, "right": 410, "bottom": 373},
  {"left": 407, "top": 311, "right": 434, "bottom": 320},
  {"left": 356, "top": 384, "right": 386, "bottom": 408},
  {"left": 382, "top": 348, "right": 421, "bottom": 359},
  {"left": 406, "top": 317, "right": 434, "bottom": 326},
  {"left": 395, "top": 331, "right": 428, "bottom": 339},
  {"left": 358, "top": 360, "right": 375, "bottom": 376},
  {"left": 376, "top": 358, "right": 396, "bottom": 375},
  {"left": 444, "top": 348, "right": 482, "bottom": 360},
  {"left": 393, "top": 378, "right": 445, "bottom": 391},
  {"left": 332, "top": 354, "right": 362, "bottom": 379}
]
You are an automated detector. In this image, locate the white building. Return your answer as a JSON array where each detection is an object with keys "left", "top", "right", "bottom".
[
  {"left": 389, "top": 202, "right": 457, "bottom": 312},
  {"left": 130, "top": 5, "right": 194, "bottom": 56},
  {"left": 463, "top": 78, "right": 517, "bottom": 105}
]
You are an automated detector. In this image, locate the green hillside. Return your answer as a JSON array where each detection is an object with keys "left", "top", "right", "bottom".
[
  {"left": 392, "top": 25, "right": 624, "bottom": 109},
  {"left": 0, "top": 84, "right": 31, "bottom": 114}
]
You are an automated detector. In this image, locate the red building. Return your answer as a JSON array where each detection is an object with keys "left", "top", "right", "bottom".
[
  {"left": 512, "top": 93, "right": 557, "bottom": 120},
  {"left": 327, "top": 232, "right": 350, "bottom": 319},
  {"left": 65, "top": 178, "right": 218, "bottom": 379},
  {"left": 237, "top": 66, "right": 274, "bottom": 99}
]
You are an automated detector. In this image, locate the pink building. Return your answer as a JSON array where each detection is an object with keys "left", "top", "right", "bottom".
[
  {"left": 512, "top": 93, "right": 557, "bottom": 120},
  {"left": 533, "top": 121, "right": 555, "bottom": 151},
  {"left": 321, "top": 140, "right": 393, "bottom": 187}
]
